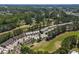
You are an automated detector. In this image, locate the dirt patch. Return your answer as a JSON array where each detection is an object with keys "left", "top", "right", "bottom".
[{"left": 55, "top": 41, "right": 61, "bottom": 49}]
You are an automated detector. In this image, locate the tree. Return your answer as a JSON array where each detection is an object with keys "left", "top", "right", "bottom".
[
  {"left": 53, "top": 47, "right": 69, "bottom": 54},
  {"left": 72, "top": 19, "right": 79, "bottom": 31},
  {"left": 20, "top": 44, "right": 33, "bottom": 54},
  {"left": 13, "top": 28, "right": 23, "bottom": 36},
  {"left": 61, "top": 35, "right": 77, "bottom": 49},
  {"left": 0, "top": 32, "right": 12, "bottom": 44},
  {"left": 24, "top": 13, "right": 33, "bottom": 25}
]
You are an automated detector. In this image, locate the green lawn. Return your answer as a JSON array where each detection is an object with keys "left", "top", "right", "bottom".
[{"left": 31, "top": 31, "right": 79, "bottom": 53}]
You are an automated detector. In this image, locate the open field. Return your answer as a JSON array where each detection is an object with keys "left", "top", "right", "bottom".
[{"left": 32, "top": 31, "right": 79, "bottom": 53}]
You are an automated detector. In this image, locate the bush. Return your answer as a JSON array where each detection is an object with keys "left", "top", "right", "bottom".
[
  {"left": 21, "top": 44, "right": 34, "bottom": 54},
  {"left": 61, "top": 35, "right": 77, "bottom": 49},
  {"left": 13, "top": 28, "right": 23, "bottom": 36},
  {"left": 0, "top": 32, "right": 13, "bottom": 44},
  {"left": 53, "top": 47, "right": 69, "bottom": 54}
]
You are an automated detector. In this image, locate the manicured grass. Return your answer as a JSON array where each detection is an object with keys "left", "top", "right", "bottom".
[{"left": 31, "top": 31, "right": 79, "bottom": 53}]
